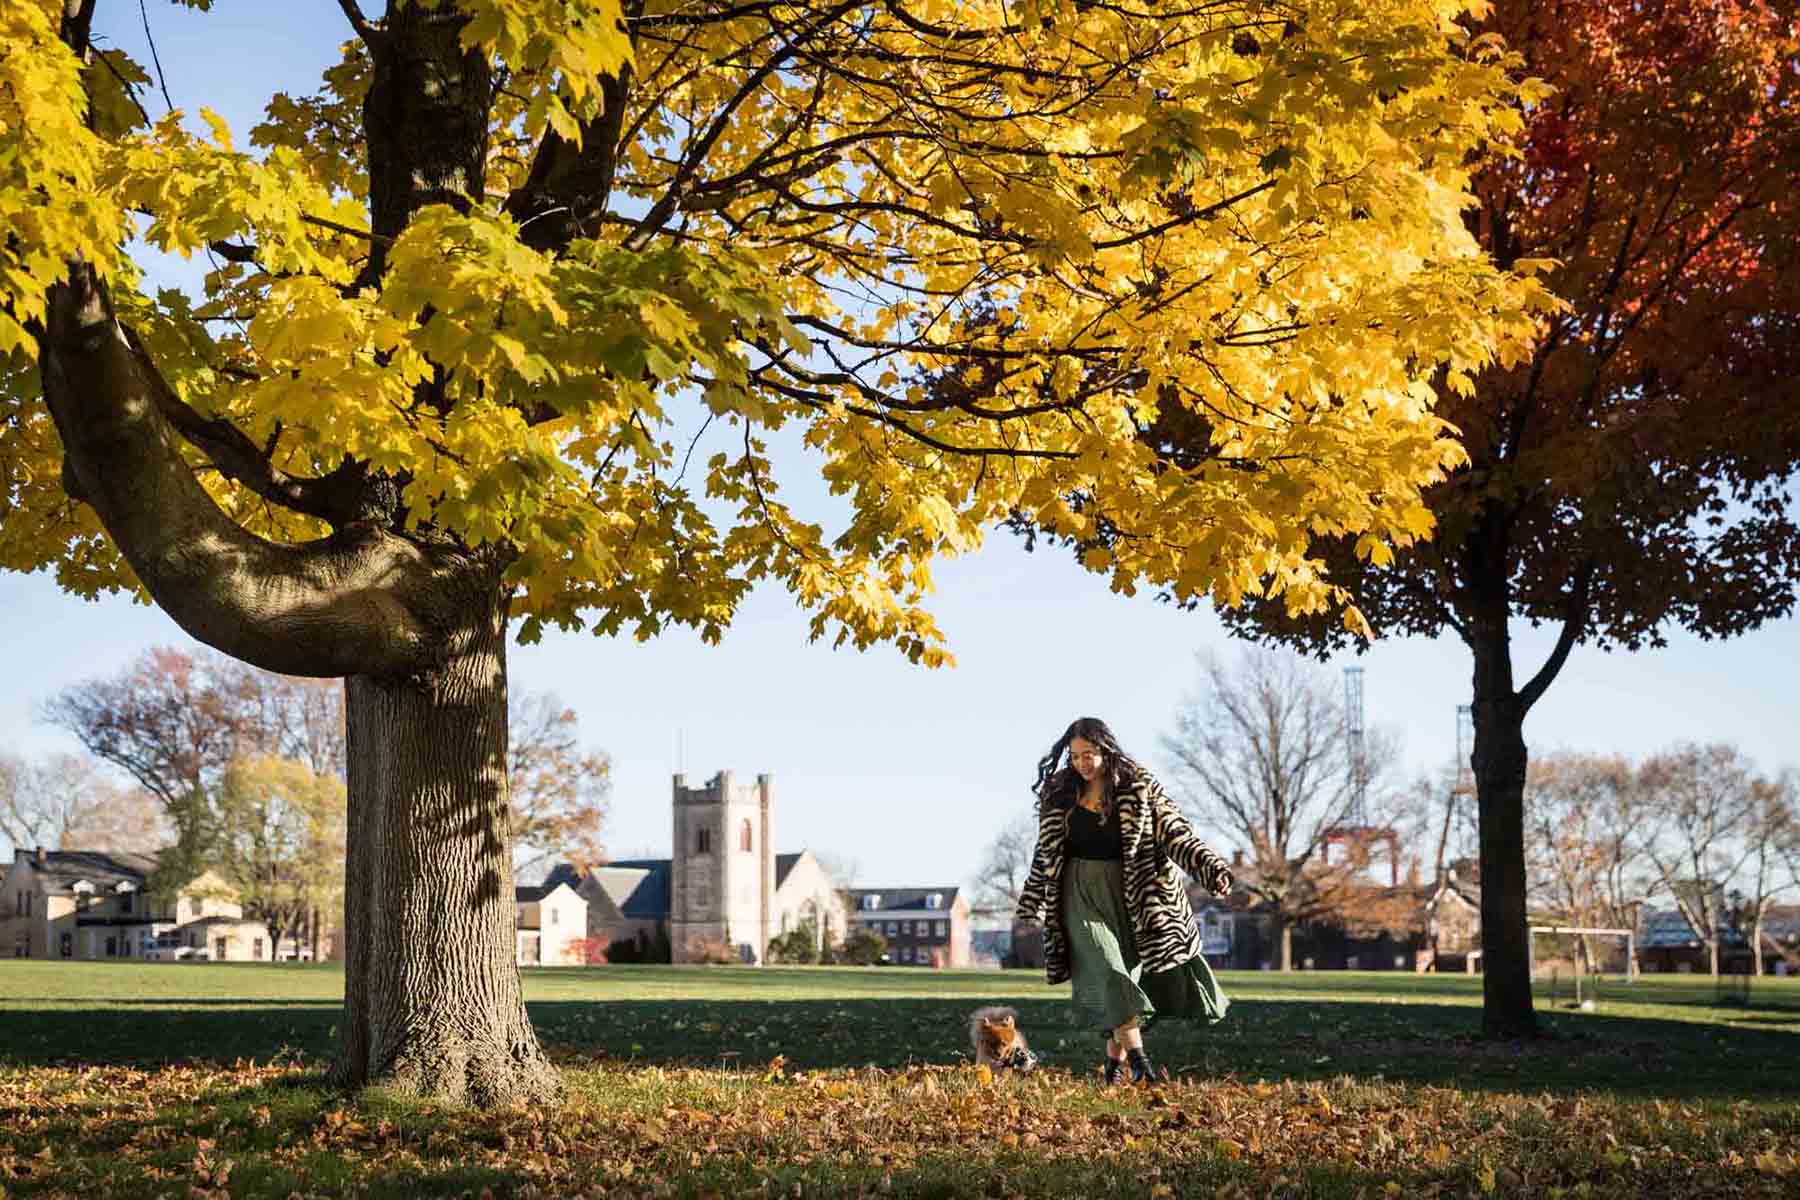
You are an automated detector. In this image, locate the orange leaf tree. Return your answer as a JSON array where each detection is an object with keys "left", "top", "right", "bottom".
[{"left": 1207, "top": 0, "right": 1800, "bottom": 1036}]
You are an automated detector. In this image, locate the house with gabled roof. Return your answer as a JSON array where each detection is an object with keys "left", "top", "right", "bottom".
[
  {"left": 847, "top": 886, "right": 972, "bottom": 967},
  {"left": 1419, "top": 860, "right": 1483, "bottom": 973},
  {"left": 2, "top": 847, "right": 270, "bottom": 962},
  {"left": 1758, "top": 905, "right": 1800, "bottom": 975},
  {"left": 513, "top": 880, "right": 587, "bottom": 966}
]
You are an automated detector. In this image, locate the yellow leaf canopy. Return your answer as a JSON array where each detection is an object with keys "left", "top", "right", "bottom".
[{"left": 0, "top": 0, "right": 1552, "bottom": 662}]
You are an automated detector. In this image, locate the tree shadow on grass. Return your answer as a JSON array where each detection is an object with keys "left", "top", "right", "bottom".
[
  {"left": 0, "top": 1005, "right": 339, "bottom": 1069},
  {"left": 527, "top": 996, "right": 1800, "bottom": 1103},
  {"left": 2, "top": 996, "right": 1794, "bottom": 1104},
  {"left": 55, "top": 997, "right": 342, "bottom": 1008},
  {"left": 1731, "top": 1012, "right": 1800, "bottom": 1026}
]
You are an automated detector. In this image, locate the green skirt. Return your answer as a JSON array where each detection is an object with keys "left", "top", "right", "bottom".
[{"left": 1062, "top": 857, "right": 1230, "bottom": 1035}]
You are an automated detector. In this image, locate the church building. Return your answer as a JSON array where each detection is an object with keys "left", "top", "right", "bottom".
[{"left": 545, "top": 770, "right": 843, "bottom": 964}]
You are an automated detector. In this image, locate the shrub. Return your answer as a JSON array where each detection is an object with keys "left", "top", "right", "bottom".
[
  {"left": 606, "top": 927, "right": 673, "bottom": 964},
  {"left": 765, "top": 921, "right": 820, "bottom": 965},
  {"left": 834, "top": 927, "right": 886, "bottom": 966},
  {"left": 687, "top": 936, "right": 741, "bottom": 964}
]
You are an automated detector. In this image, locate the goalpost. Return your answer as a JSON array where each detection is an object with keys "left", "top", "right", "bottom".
[{"left": 1529, "top": 925, "right": 1637, "bottom": 1009}]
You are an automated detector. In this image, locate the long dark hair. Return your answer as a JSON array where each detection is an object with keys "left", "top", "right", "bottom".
[{"left": 1032, "top": 716, "right": 1146, "bottom": 820}]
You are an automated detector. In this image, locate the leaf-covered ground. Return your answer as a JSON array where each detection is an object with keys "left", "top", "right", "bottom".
[{"left": 1, "top": 964, "right": 1796, "bottom": 1197}]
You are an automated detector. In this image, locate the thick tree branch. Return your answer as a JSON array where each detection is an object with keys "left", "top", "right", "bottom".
[
  {"left": 116, "top": 325, "right": 370, "bottom": 528},
  {"left": 36, "top": 262, "right": 461, "bottom": 679},
  {"left": 206, "top": 239, "right": 259, "bottom": 264},
  {"left": 503, "top": 68, "right": 634, "bottom": 253},
  {"left": 59, "top": 0, "right": 96, "bottom": 55},
  {"left": 336, "top": 0, "right": 382, "bottom": 45},
  {"left": 1518, "top": 563, "right": 1592, "bottom": 713},
  {"left": 505, "top": 0, "right": 649, "bottom": 252}
]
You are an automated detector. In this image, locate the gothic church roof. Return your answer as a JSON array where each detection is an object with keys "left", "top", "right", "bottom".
[
  {"left": 541, "top": 851, "right": 818, "bottom": 921},
  {"left": 776, "top": 852, "right": 804, "bottom": 887}
]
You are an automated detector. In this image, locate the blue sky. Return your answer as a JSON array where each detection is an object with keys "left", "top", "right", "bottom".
[{"left": 4, "top": 4, "right": 1795, "bottom": 891}]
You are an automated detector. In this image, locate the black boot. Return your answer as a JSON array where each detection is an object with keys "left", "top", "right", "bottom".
[
  {"left": 1126, "top": 1047, "right": 1158, "bottom": 1085},
  {"left": 1102, "top": 1050, "right": 1126, "bottom": 1085}
]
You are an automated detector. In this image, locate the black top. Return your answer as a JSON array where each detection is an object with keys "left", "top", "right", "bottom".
[{"left": 1066, "top": 801, "right": 1123, "bottom": 861}]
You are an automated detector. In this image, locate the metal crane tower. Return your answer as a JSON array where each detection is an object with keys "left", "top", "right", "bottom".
[{"left": 1344, "top": 665, "right": 1367, "bottom": 826}]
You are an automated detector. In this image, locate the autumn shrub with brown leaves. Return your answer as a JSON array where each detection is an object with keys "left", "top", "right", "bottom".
[{"left": 686, "top": 937, "right": 743, "bottom": 965}]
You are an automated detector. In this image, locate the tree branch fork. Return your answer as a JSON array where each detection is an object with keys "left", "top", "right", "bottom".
[{"left": 37, "top": 260, "right": 467, "bottom": 680}]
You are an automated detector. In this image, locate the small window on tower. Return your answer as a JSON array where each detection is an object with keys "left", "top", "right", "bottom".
[
  {"left": 740, "top": 819, "right": 753, "bottom": 852},
  {"left": 696, "top": 828, "right": 712, "bottom": 854}
]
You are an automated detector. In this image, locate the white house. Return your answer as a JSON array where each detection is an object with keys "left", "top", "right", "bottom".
[{"left": 514, "top": 880, "right": 588, "bottom": 966}]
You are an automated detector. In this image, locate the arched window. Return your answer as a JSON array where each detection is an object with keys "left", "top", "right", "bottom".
[
  {"left": 696, "top": 827, "right": 712, "bottom": 854},
  {"left": 740, "top": 818, "right": 753, "bottom": 852}
]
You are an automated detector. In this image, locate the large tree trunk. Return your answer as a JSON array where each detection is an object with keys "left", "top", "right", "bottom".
[
  {"left": 1469, "top": 614, "right": 1539, "bottom": 1039},
  {"left": 333, "top": 587, "right": 557, "bottom": 1107},
  {"left": 38, "top": 0, "right": 553, "bottom": 1109},
  {"left": 1277, "top": 917, "right": 1293, "bottom": 971}
]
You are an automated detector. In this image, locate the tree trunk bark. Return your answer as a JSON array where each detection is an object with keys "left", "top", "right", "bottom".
[
  {"left": 1469, "top": 618, "right": 1539, "bottom": 1039},
  {"left": 1752, "top": 915, "right": 1765, "bottom": 978},
  {"left": 332, "top": 588, "right": 557, "bottom": 1107},
  {"left": 1278, "top": 918, "right": 1293, "bottom": 971}
]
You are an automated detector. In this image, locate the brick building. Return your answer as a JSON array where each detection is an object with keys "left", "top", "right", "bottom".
[{"left": 848, "top": 887, "right": 972, "bottom": 967}]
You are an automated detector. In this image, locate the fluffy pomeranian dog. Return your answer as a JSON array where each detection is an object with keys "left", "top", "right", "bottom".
[{"left": 969, "top": 1006, "right": 1039, "bottom": 1073}]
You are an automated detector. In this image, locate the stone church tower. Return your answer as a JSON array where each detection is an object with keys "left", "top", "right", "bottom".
[{"left": 670, "top": 770, "right": 774, "bottom": 963}]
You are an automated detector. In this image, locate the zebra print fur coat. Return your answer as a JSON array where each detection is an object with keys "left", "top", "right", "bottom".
[{"left": 1014, "top": 771, "right": 1233, "bottom": 986}]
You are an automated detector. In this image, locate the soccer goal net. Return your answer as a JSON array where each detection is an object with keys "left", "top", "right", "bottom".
[{"left": 1529, "top": 925, "right": 1636, "bottom": 1007}]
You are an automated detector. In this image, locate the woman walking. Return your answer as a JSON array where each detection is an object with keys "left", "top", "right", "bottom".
[{"left": 1015, "top": 716, "right": 1233, "bottom": 1085}]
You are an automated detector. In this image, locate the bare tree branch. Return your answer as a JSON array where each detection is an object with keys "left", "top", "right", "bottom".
[{"left": 1161, "top": 646, "right": 1408, "bottom": 967}]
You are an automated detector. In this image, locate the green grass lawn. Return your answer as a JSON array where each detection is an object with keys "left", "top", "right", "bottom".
[
  {"left": 1, "top": 962, "right": 1796, "bottom": 1197},
  {"left": 4, "top": 961, "right": 1796, "bottom": 1101}
]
